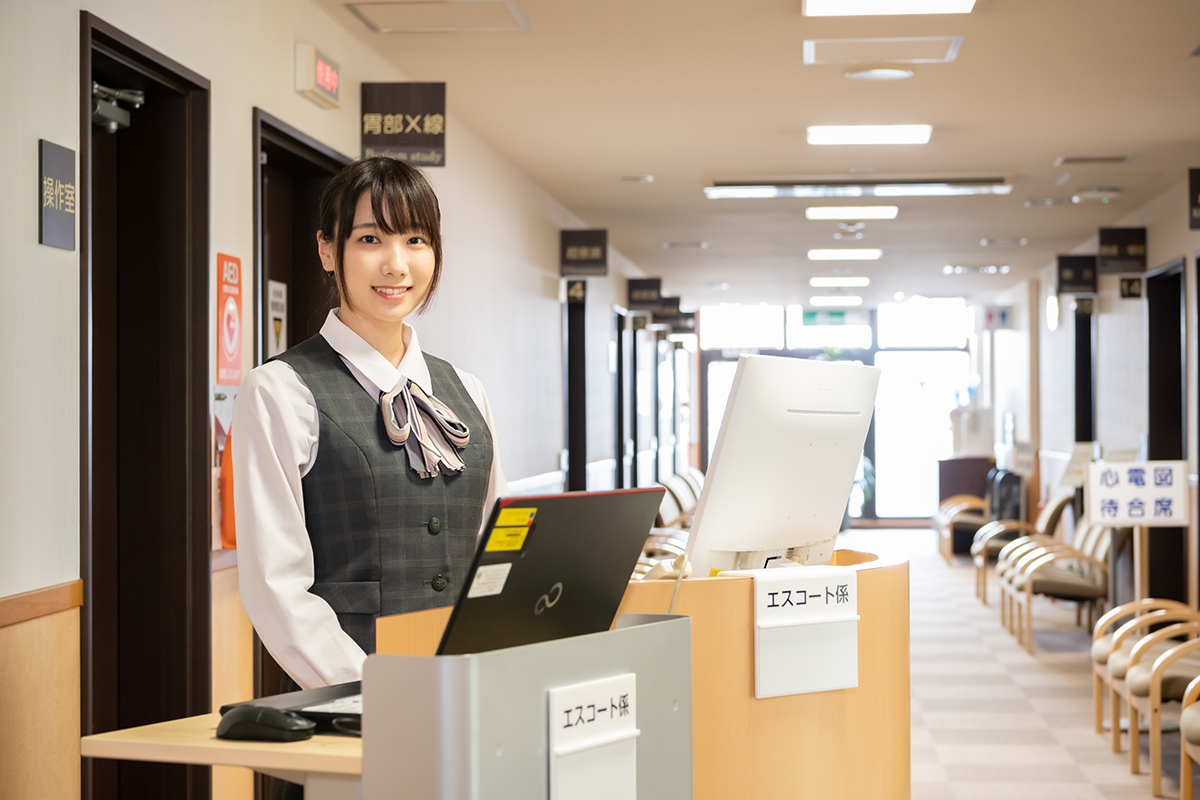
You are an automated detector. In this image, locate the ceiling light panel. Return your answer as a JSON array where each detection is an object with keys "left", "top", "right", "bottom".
[
  {"left": 803, "top": 37, "right": 962, "bottom": 65},
  {"left": 803, "top": 0, "right": 976, "bottom": 15},
  {"left": 808, "top": 249, "right": 882, "bottom": 260},
  {"left": 807, "top": 125, "right": 932, "bottom": 145},
  {"left": 809, "top": 296, "right": 864, "bottom": 307},
  {"left": 347, "top": 1, "right": 530, "bottom": 33},
  {"left": 806, "top": 206, "right": 898, "bottom": 220},
  {"left": 811, "top": 277, "right": 870, "bottom": 287},
  {"left": 845, "top": 68, "right": 914, "bottom": 81},
  {"left": 706, "top": 180, "right": 1010, "bottom": 199}
]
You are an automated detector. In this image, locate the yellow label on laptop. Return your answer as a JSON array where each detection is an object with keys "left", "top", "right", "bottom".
[
  {"left": 496, "top": 507, "right": 537, "bottom": 527},
  {"left": 486, "top": 526, "right": 529, "bottom": 552}
]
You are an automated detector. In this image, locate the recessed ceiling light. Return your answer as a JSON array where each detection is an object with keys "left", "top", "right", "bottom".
[
  {"left": 808, "top": 249, "right": 882, "bottom": 260},
  {"left": 616, "top": 174, "right": 655, "bottom": 183},
  {"left": 875, "top": 183, "right": 1010, "bottom": 196},
  {"left": 894, "top": 291, "right": 905, "bottom": 301},
  {"left": 809, "top": 295, "right": 864, "bottom": 307},
  {"left": 807, "top": 125, "right": 932, "bottom": 145},
  {"left": 663, "top": 241, "right": 708, "bottom": 249},
  {"left": 844, "top": 68, "right": 915, "bottom": 81},
  {"left": 806, "top": 206, "right": 899, "bottom": 220},
  {"left": 980, "top": 237, "right": 1029, "bottom": 247},
  {"left": 811, "top": 277, "right": 870, "bottom": 287},
  {"left": 804, "top": 0, "right": 976, "bottom": 15},
  {"left": 1024, "top": 198, "right": 1065, "bottom": 208},
  {"left": 710, "top": 282, "right": 730, "bottom": 291}
]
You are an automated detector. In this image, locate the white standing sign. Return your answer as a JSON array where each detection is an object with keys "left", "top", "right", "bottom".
[
  {"left": 726, "top": 565, "right": 859, "bottom": 698},
  {"left": 547, "top": 673, "right": 638, "bottom": 800},
  {"left": 1087, "top": 461, "right": 1189, "bottom": 526}
]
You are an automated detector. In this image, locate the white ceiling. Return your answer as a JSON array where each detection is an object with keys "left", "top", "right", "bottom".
[{"left": 317, "top": 0, "right": 1200, "bottom": 309}]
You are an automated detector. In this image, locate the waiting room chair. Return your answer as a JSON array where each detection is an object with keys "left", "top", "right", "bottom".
[
  {"left": 971, "top": 490, "right": 1073, "bottom": 604},
  {"left": 680, "top": 466, "right": 704, "bottom": 500},
  {"left": 1177, "top": 673, "right": 1200, "bottom": 800},
  {"left": 935, "top": 493, "right": 987, "bottom": 565},
  {"left": 659, "top": 474, "right": 698, "bottom": 526}
]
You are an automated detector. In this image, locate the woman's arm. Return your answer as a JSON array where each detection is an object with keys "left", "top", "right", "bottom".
[
  {"left": 455, "top": 368, "right": 509, "bottom": 533},
  {"left": 232, "top": 362, "right": 369, "bottom": 689}
]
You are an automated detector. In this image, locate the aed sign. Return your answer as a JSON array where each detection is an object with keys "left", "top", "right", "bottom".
[
  {"left": 1097, "top": 227, "right": 1147, "bottom": 274},
  {"left": 560, "top": 229, "right": 607, "bottom": 276},
  {"left": 218, "top": 253, "right": 243, "bottom": 386},
  {"left": 362, "top": 83, "right": 446, "bottom": 166},
  {"left": 39, "top": 139, "right": 76, "bottom": 251},
  {"left": 295, "top": 43, "right": 340, "bottom": 109},
  {"left": 1087, "top": 461, "right": 1188, "bottom": 526}
]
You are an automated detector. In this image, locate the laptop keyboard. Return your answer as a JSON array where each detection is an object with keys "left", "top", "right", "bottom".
[{"left": 302, "top": 694, "right": 363, "bottom": 715}]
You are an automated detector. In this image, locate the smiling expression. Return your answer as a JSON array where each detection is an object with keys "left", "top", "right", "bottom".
[{"left": 320, "top": 191, "right": 436, "bottom": 333}]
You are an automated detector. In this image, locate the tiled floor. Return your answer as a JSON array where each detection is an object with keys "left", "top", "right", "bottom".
[{"left": 839, "top": 529, "right": 1196, "bottom": 800}]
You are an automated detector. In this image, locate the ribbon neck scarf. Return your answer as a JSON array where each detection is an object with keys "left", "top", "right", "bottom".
[{"left": 379, "top": 378, "right": 471, "bottom": 479}]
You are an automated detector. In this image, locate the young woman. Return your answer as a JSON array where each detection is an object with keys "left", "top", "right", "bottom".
[{"left": 233, "top": 157, "right": 507, "bottom": 694}]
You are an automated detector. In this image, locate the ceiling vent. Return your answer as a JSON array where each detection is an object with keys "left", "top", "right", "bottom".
[
  {"left": 980, "top": 238, "right": 1028, "bottom": 247},
  {"left": 347, "top": 0, "right": 530, "bottom": 33},
  {"left": 1054, "top": 155, "right": 1132, "bottom": 167},
  {"left": 802, "top": 37, "right": 962, "bottom": 65}
]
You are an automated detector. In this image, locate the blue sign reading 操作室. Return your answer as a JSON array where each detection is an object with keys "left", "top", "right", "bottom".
[
  {"left": 39, "top": 140, "right": 76, "bottom": 251},
  {"left": 1087, "top": 461, "right": 1189, "bottom": 526}
]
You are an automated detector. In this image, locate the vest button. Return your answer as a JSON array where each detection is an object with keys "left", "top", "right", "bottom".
[
  {"left": 427, "top": 517, "right": 443, "bottom": 535},
  {"left": 431, "top": 574, "right": 448, "bottom": 592}
]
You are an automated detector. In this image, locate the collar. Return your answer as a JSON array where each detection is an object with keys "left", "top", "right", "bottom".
[{"left": 318, "top": 309, "right": 433, "bottom": 396}]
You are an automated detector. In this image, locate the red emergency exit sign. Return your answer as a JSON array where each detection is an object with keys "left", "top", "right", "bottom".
[{"left": 295, "top": 43, "right": 340, "bottom": 109}]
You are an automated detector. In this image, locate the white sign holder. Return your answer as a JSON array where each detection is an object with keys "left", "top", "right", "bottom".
[{"left": 725, "top": 565, "right": 858, "bottom": 698}]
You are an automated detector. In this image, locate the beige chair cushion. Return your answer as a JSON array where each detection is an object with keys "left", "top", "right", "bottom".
[
  {"left": 1092, "top": 634, "right": 1115, "bottom": 665},
  {"left": 1181, "top": 702, "right": 1200, "bottom": 746},
  {"left": 1109, "top": 640, "right": 1175, "bottom": 680},
  {"left": 1010, "top": 565, "right": 1105, "bottom": 599},
  {"left": 1127, "top": 651, "right": 1200, "bottom": 699}
]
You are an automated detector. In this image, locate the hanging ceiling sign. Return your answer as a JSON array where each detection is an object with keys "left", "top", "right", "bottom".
[
  {"left": 653, "top": 296, "right": 695, "bottom": 333},
  {"left": 1190, "top": 169, "right": 1200, "bottom": 230},
  {"left": 627, "top": 279, "right": 662, "bottom": 311},
  {"left": 1097, "top": 227, "right": 1146, "bottom": 274},
  {"left": 361, "top": 83, "right": 446, "bottom": 167},
  {"left": 39, "top": 139, "right": 76, "bottom": 251},
  {"left": 1057, "top": 255, "right": 1097, "bottom": 294},
  {"left": 561, "top": 229, "right": 607, "bottom": 276}
]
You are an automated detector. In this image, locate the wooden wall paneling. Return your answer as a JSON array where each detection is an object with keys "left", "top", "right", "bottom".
[
  {"left": 0, "top": 580, "right": 83, "bottom": 628},
  {"left": 0, "top": 609, "right": 81, "bottom": 800}
]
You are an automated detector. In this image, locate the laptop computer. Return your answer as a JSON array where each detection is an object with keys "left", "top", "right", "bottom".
[{"left": 221, "top": 487, "right": 664, "bottom": 728}]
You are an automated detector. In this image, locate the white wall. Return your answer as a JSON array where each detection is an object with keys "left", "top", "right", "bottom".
[{"left": 0, "top": 0, "right": 639, "bottom": 597}]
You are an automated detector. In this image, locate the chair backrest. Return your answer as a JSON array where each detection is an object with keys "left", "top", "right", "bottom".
[
  {"left": 660, "top": 473, "right": 697, "bottom": 513},
  {"left": 655, "top": 484, "right": 683, "bottom": 528},
  {"left": 1036, "top": 491, "right": 1075, "bottom": 537}
]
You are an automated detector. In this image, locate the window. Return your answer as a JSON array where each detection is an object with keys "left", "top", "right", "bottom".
[
  {"left": 877, "top": 297, "right": 969, "bottom": 349},
  {"left": 786, "top": 306, "right": 872, "bottom": 350},
  {"left": 698, "top": 304, "right": 785, "bottom": 350}
]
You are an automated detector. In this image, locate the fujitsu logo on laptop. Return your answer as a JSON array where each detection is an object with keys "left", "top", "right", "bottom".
[{"left": 534, "top": 582, "right": 563, "bottom": 615}]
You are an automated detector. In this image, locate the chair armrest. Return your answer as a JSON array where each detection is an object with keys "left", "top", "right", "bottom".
[
  {"left": 974, "top": 520, "right": 1038, "bottom": 547},
  {"left": 1011, "top": 544, "right": 1077, "bottom": 575},
  {"left": 1131, "top": 621, "right": 1200, "bottom": 668},
  {"left": 1183, "top": 674, "right": 1200, "bottom": 710},
  {"left": 938, "top": 494, "right": 986, "bottom": 517},
  {"left": 998, "top": 535, "right": 1058, "bottom": 563},
  {"left": 1020, "top": 549, "right": 1108, "bottom": 583},
  {"left": 1112, "top": 609, "right": 1200, "bottom": 651},
  {"left": 1094, "top": 598, "right": 1196, "bottom": 641}
]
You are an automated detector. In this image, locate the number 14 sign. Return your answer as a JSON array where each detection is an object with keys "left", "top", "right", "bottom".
[{"left": 1087, "top": 461, "right": 1189, "bottom": 526}]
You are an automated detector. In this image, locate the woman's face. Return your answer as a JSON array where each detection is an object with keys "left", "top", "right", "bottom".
[{"left": 320, "top": 191, "right": 436, "bottom": 331}]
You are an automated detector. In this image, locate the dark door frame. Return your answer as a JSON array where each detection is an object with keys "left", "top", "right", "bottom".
[
  {"left": 79, "top": 12, "right": 211, "bottom": 799},
  {"left": 251, "top": 108, "right": 353, "bottom": 366}
]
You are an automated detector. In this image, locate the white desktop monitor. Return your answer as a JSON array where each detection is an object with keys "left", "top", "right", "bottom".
[{"left": 686, "top": 354, "right": 881, "bottom": 575}]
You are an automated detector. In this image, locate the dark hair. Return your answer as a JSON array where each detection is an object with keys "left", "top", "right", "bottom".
[{"left": 317, "top": 157, "right": 443, "bottom": 313}]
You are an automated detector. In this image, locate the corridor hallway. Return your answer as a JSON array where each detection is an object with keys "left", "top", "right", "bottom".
[{"left": 840, "top": 529, "right": 1194, "bottom": 800}]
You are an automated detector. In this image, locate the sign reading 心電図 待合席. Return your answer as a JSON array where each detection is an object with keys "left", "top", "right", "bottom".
[{"left": 361, "top": 83, "right": 446, "bottom": 167}]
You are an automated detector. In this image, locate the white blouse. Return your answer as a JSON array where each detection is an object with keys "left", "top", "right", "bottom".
[{"left": 232, "top": 310, "right": 507, "bottom": 690}]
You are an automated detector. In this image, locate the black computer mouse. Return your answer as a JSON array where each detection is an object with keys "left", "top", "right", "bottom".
[{"left": 216, "top": 706, "right": 316, "bottom": 742}]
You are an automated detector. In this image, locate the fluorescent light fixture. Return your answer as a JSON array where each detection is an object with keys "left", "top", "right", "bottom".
[
  {"left": 811, "top": 277, "right": 870, "bottom": 288},
  {"left": 808, "top": 249, "right": 882, "bottom": 260},
  {"left": 845, "top": 68, "right": 915, "bottom": 81},
  {"left": 804, "top": 0, "right": 976, "bottom": 15},
  {"left": 807, "top": 125, "right": 932, "bottom": 145},
  {"left": 706, "top": 180, "right": 1009, "bottom": 200},
  {"left": 1046, "top": 295, "right": 1059, "bottom": 332},
  {"left": 806, "top": 206, "right": 899, "bottom": 220},
  {"left": 874, "top": 183, "right": 1012, "bottom": 196},
  {"left": 809, "top": 295, "right": 864, "bottom": 307}
]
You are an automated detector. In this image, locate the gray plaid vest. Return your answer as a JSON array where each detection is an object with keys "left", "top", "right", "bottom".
[{"left": 274, "top": 335, "right": 493, "bottom": 654}]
